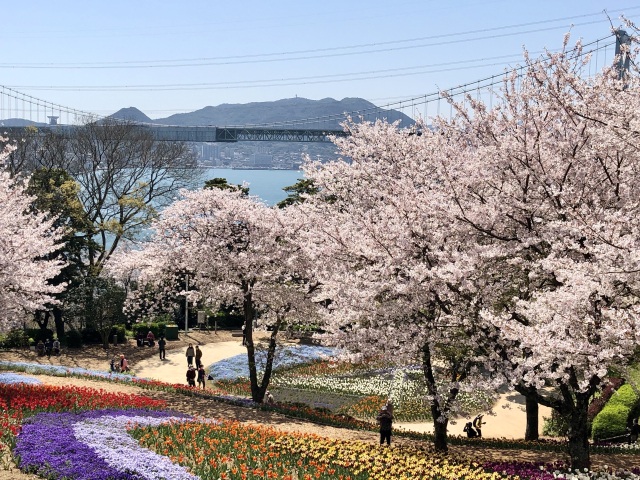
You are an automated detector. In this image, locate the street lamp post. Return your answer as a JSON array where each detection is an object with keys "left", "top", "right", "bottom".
[{"left": 185, "top": 274, "right": 189, "bottom": 333}]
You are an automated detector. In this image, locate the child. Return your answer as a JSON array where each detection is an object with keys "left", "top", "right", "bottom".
[{"left": 197, "top": 365, "right": 206, "bottom": 389}]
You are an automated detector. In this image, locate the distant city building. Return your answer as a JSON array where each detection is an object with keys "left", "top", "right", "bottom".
[{"left": 250, "top": 153, "right": 273, "bottom": 168}]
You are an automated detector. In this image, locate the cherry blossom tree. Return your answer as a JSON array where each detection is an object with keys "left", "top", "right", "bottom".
[
  {"left": 295, "top": 34, "right": 640, "bottom": 467},
  {"left": 0, "top": 145, "right": 66, "bottom": 331},
  {"left": 433, "top": 36, "right": 640, "bottom": 469},
  {"left": 108, "top": 187, "right": 317, "bottom": 402},
  {"left": 294, "top": 119, "right": 494, "bottom": 452}
]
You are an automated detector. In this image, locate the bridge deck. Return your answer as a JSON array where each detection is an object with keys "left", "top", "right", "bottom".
[{"left": 1, "top": 125, "right": 348, "bottom": 143}]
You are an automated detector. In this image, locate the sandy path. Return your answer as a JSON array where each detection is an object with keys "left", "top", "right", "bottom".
[
  {"left": 396, "top": 391, "right": 552, "bottom": 439},
  {"left": 134, "top": 340, "right": 246, "bottom": 384}
]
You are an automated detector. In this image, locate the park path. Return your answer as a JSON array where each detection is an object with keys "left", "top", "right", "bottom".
[
  {"left": 134, "top": 340, "right": 246, "bottom": 384},
  {"left": 395, "top": 392, "right": 552, "bottom": 439}
]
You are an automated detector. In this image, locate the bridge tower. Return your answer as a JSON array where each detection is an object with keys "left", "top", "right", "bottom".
[{"left": 614, "top": 28, "right": 631, "bottom": 79}]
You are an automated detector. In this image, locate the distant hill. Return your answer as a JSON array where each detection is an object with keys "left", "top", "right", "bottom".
[
  {"left": 110, "top": 97, "right": 414, "bottom": 129},
  {"left": 109, "top": 107, "right": 153, "bottom": 123},
  {"left": 0, "top": 119, "right": 45, "bottom": 127}
]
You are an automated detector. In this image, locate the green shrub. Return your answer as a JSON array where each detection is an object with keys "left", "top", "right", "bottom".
[
  {"left": 2, "top": 329, "right": 30, "bottom": 348},
  {"left": 542, "top": 410, "right": 570, "bottom": 437},
  {"left": 209, "top": 309, "right": 243, "bottom": 329},
  {"left": 25, "top": 328, "right": 54, "bottom": 343},
  {"left": 132, "top": 322, "right": 167, "bottom": 339},
  {"left": 80, "top": 328, "right": 102, "bottom": 344},
  {"left": 592, "top": 404, "right": 630, "bottom": 440},
  {"left": 607, "top": 384, "right": 640, "bottom": 408},
  {"left": 64, "top": 330, "right": 83, "bottom": 348},
  {"left": 110, "top": 325, "right": 126, "bottom": 343}
]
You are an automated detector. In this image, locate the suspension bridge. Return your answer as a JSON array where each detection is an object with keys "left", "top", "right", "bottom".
[{"left": 0, "top": 30, "right": 629, "bottom": 144}]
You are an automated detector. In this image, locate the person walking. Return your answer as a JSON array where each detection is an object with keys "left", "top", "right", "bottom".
[
  {"left": 197, "top": 365, "right": 206, "bottom": 389},
  {"left": 463, "top": 422, "right": 478, "bottom": 438},
  {"left": 185, "top": 344, "right": 195, "bottom": 367},
  {"left": 376, "top": 405, "right": 393, "bottom": 446},
  {"left": 473, "top": 414, "right": 485, "bottom": 438},
  {"left": 158, "top": 336, "right": 166, "bottom": 360},
  {"left": 186, "top": 365, "right": 196, "bottom": 387},
  {"left": 195, "top": 345, "right": 203, "bottom": 368},
  {"left": 629, "top": 418, "right": 640, "bottom": 444}
]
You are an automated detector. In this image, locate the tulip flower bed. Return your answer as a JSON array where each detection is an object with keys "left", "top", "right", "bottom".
[
  {"left": 132, "top": 420, "right": 640, "bottom": 480},
  {"left": 0, "top": 361, "right": 236, "bottom": 400},
  {"left": 1, "top": 393, "right": 636, "bottom": 480},
  {"left": 0, "top": 370, "right": 637, "bottom": 479},
  {"left": 0, "top": 381, "right": 167, "bottom": 454},
  {"left": 131, "top": 419, "right": 507, "bottom": 480},
  {"left": 15, "top": 409, "right": 194, "bottom": 480}
]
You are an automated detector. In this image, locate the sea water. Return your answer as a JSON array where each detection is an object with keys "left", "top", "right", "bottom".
[{"left": 201, "top": 168, "right": 304, "bottom": 206}]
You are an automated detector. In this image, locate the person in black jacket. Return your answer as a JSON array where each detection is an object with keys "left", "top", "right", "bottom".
[
  {"left": 629, "top": 418, "right": 640, "bottom": 444},
  {"left": 463, "top": 421, "right": 478, "bottom": 438},
  {"left": 376, "top": 405, "right": 393, "bottom": 445},
  {"left": 186, "top": 365, "right": 196, "bottom": 387},
  {"left": 158, "top": 336, "right": 166, "bottom": 360}
]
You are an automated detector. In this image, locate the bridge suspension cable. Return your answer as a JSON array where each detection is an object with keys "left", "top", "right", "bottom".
[
  {"left": 0, "top": 31, "right": 624, "bottom": 133},
  {"left": 227, "top": 33, "right": 618, "bottom": 129},
  {"left": 0, "top": 85, "right": 105, "bottom": 126}
]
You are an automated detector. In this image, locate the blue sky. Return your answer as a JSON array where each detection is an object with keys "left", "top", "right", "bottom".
[{"left": 1, "top": 1, "right": 637, "bottom": 119}]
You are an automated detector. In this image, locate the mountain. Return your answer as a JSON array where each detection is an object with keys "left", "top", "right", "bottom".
[
  {"left": 0, "top": 119, "right": 45, "bottom": 127},
  {"left": 109, "top": 107, "right": 153, "bottom": 123},
  {"left": 109, "top": 97, "right": 414, "bottom": 129}
]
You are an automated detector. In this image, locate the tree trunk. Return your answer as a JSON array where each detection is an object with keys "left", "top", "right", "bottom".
[
  {"left": 242, "top": 286, "right": 262, "bottom": 403},
  {"left": 524, "top": 394, "right": 539, "bottom": 441},
  {"left": 34, "top": 310, "right": 50, "bottom": 331},
  {"left": 53, "top": 307, "right": 65, "bottom": 340},
  {"left": 566, "top": 396, "right": 591, "bottom": 471},
  {"left": 100, "top": 330, "right": 110, "bottom": 350},
  {"left": 256, "top": 320, "right": 282, "bottom": 402},
  {"left": 431, "top": 404, "right": 449, "bottom": 452},
  {"left": 421, "top": 343, "right": 450, "bottom": 452}
]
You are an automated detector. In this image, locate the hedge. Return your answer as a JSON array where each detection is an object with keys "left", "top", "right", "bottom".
[
  {"left": 591, "top": 384, "right": 640, "bottom": 440},
  {"left": 607, "top": 384, "right": 640, "bottom": 408},
  {"left": 588, "top": 377, "right": 624, "bottom": 421},
  {"left": 592, "top": 403, "right": 630, "bottom": 440},
  {"left": 132, "top": 322, "right": 168, "bottom": 339}
]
